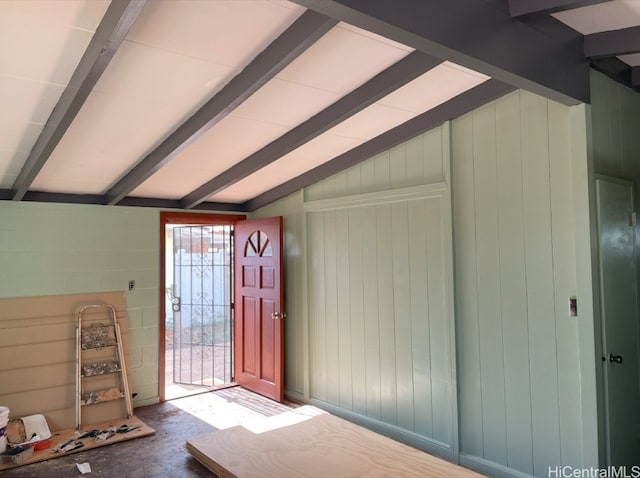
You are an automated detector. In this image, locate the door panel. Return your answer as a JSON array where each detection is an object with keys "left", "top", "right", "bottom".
[
  {"left": 596, "top": 178, "right": 640, "bottom": 466},
  {"left": 235, "top": 217, "right": 284, "bottom": 402}
]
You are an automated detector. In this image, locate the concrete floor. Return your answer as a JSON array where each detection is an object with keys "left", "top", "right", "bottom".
[{"left": 2, "top": 387, "right": 293, "bottom": 478}]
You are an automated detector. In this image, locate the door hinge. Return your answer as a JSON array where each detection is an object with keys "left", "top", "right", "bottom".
[
  {"left": 230, "top": 230, "right": 235, "bottom": 237},
  {"left": 631, "top": 212, "right": 637, "bottom": 227}
]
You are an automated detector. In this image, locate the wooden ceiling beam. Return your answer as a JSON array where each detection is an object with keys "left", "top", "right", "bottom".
[
  {"left": 632, "top": 66, "right": 640, "bottom": 87},
  {"left": 245, "top": 79, "right": 516, "bottom": 211},
  {"left": 104, "top": 10, "right": 336, "bottom": 206},
  {"left": 508, "top": 0, "right": 612, "bottom": 17},
  {"left": 291, "top": 0, "right": 589, "bottom": 105},
  {"left": 585, "top": 26, "right": 640, "bottom": 59},
  {"left": 10, "top": 0, "right": 147, "bottom": 201},
  {"left": 181, "top": 51, "right": 444, "bottom": 209}
]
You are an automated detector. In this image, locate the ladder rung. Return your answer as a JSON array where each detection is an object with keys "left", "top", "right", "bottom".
[
  {"left": 81, "top": 387, "right": 125, "bottom": 405},
  {"left": 82, "top": 361, "right": 121, "bottom": 377},
  {"left": 81, "top": 344, "right": 118, "bottom": 351}
]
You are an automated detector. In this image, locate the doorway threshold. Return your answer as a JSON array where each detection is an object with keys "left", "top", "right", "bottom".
[{"left": 165, "top": 382, "right": 237, "bottom": 401}]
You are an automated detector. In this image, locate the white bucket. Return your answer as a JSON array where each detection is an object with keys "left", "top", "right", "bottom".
[{"left": 0, "top": 406, "right": 10, "bottom": 452}]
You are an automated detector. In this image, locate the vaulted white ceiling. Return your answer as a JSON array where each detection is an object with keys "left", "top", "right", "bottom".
[{"left": 1, "top": 0, "right": 638, "bottom": 211}]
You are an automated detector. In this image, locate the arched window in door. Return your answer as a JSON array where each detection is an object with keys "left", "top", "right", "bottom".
[{"left": 245, "top": 230, "right": 273, "bottom": 257}]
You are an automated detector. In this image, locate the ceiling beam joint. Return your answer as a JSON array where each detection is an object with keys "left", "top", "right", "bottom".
[
  {"left": 584, "top": 26, "right": 640, "bottom": 59},
  {"left": 508, "top": 0, "right": 613, "bottom": 17},
  {"left": 291, "top": 0, "right": 589, "bottom": 105}
]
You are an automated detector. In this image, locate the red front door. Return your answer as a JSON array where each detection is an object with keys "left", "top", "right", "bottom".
[{"left": 234, "top": 217, "right": 284, "bottom": 402}]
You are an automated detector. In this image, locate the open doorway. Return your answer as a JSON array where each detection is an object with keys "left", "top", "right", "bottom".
[{"left": 160, "top": 212, "right": 245, "bottom": 401}]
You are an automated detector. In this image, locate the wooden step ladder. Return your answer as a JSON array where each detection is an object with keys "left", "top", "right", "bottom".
[{"left": 75, "top": 303, "right": 133, "bottom": 429}]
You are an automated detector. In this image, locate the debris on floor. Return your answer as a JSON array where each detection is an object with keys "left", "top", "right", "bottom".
[
  {"left": 76, "top": 462, "right": 91, "bottom": 474},
  {"left": 0, "top": 416, "right": 155, "bottom": 471},
  {"left": 53, "top": 439, "right": 83, "bottom": 453},
  {"left": 0, "top": 444, "right": 34, "bottom": 465}
]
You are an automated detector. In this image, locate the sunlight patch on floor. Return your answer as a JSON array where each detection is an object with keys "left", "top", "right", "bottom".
[{"left": 169, "top": 388, "right": 287, "bottom": 430}]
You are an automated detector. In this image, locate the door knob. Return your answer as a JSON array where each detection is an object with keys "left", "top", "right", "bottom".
[
  {"left": 608, "top": 353, "right": 623, "bottom": 364},
  {"left": 271, "top": 312, "right": 286, "bottom": 320}
]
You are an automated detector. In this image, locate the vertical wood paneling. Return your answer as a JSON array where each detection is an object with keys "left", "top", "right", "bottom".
[
  {"left": 451, "top": 112, "right": 484, "bottom": 457},
  {"left": 348, "top": 207, "right": 367, "bottom": 415},
  {"left": 406, "top": 135, "right": 425, "bottom": 182},
  {"left": 521, "top": 92, "right": 562, "bottom": 474},
  {"left": 391, "top": 201, "right": 414, "bottom": 431},
  {"left": 589, "top": 69, "right": 640, "bottom": 468},
  {"left": 408, "top": 198, "right": 433, "bottom": 438},
  {"left": 452, "top": 89, "right": 584, "bottom": 475},
  {"left": 305, "top": 191, "right": 453, "bottom": 452},
  {"left": 472, "top": 102, "right": 508, "bottom": 465},
  {"left": 495, "top": 92, "right": 534, "bottom": 474},
  {"left": 423, "top": 128, "right": 445, "bottom": 185},
  {"left": 308, "top": 212, "right": 327, "bottom": 401},
  {"left": 376, "top": 203, "right": 398, "bottom": 426},
  {"left": 267, "top": 83, "right": 596, "bottom": 477},
  {"left": 389, "top": 144, "right": 407, "bottom": 187},
  {"left": 360, "top": 160, "right": 376, "bottom": 194},
  {"left": 374, "top": 152, "right": 392, "bottom": 191},
  {"left": 548, "top": 99, "right": 582, "bottom": 466},
  {"left": 336, "top": 209, "right": 353, "bottom": 409},
  {"left": 426, "top": 196, "right": 451, "bottom": 445},
  {"left": 362, "top": 205, "right": 382, "bottom": 420},
  {"left": 323, "top": 211, "right": 340, "bottom": 405},
  {"left": 346, "top": 167, "right": 361, "bottom": 192},
  {"left": 304, "top": 128, "right": 446, "bottom": 202},
  {"left": 591, "top": 71, "right": 622, "bottom": 176},
  {"left": 334, "top": 171, "right": 349, "bottom": 199}
]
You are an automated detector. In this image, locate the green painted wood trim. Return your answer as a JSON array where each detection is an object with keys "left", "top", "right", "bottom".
[
  {"left": 307, "top": 398, "right": 454, "bottom": 461},
  {"left": 570, "top": 104, "right": 603, "bottom": 466},
  {"left": 441, "top": 121, "right": 459, "bottom": 461},
  {"left": 459, "top": 453, "right": 535, "bottom": 478},
  {"left": 303, "top": 183, "right": 448, "bottom": 212}
]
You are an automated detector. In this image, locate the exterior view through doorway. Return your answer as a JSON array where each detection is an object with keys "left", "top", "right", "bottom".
[
  {"left": 160, "top": 212, "right": 245, "bottom": 401},
  {"left": 160, "top": 212, "right": 285, "bottom": 403}
]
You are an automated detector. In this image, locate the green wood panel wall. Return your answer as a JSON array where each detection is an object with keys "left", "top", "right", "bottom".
[
  {"left": 306, "top": 190, "right": 454, "bottom": 450},
  {"left": 590, "top": 69, "right": 640, "bottom": 280},
  {"left": 305, "top": 127, "right": 445, "bottom": 202},
  {"left": 590, "top": 70, "right": 640, "bottom": 180},
  {"left": 590, "top": 70, "right": 640, "bottom": 466},
  {"left": 452, "top": 90, "right": 582, "bottom": 475},
  {"left": 254, "top": 88, "right": 596, "bottom": 477},
  {"left": 0, "top": 201, "right": 161, "bottom": 406},
  {"left": 254, "top": 125, "right": 455, "bottom": 456}
]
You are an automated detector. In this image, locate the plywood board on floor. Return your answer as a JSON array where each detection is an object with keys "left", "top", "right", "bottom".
[
  {"left": 186, "top": 406, "right": 483, "bottom": 477},
  {"left": 0, "top": 415, "right": 154, "bottom": 471}
]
